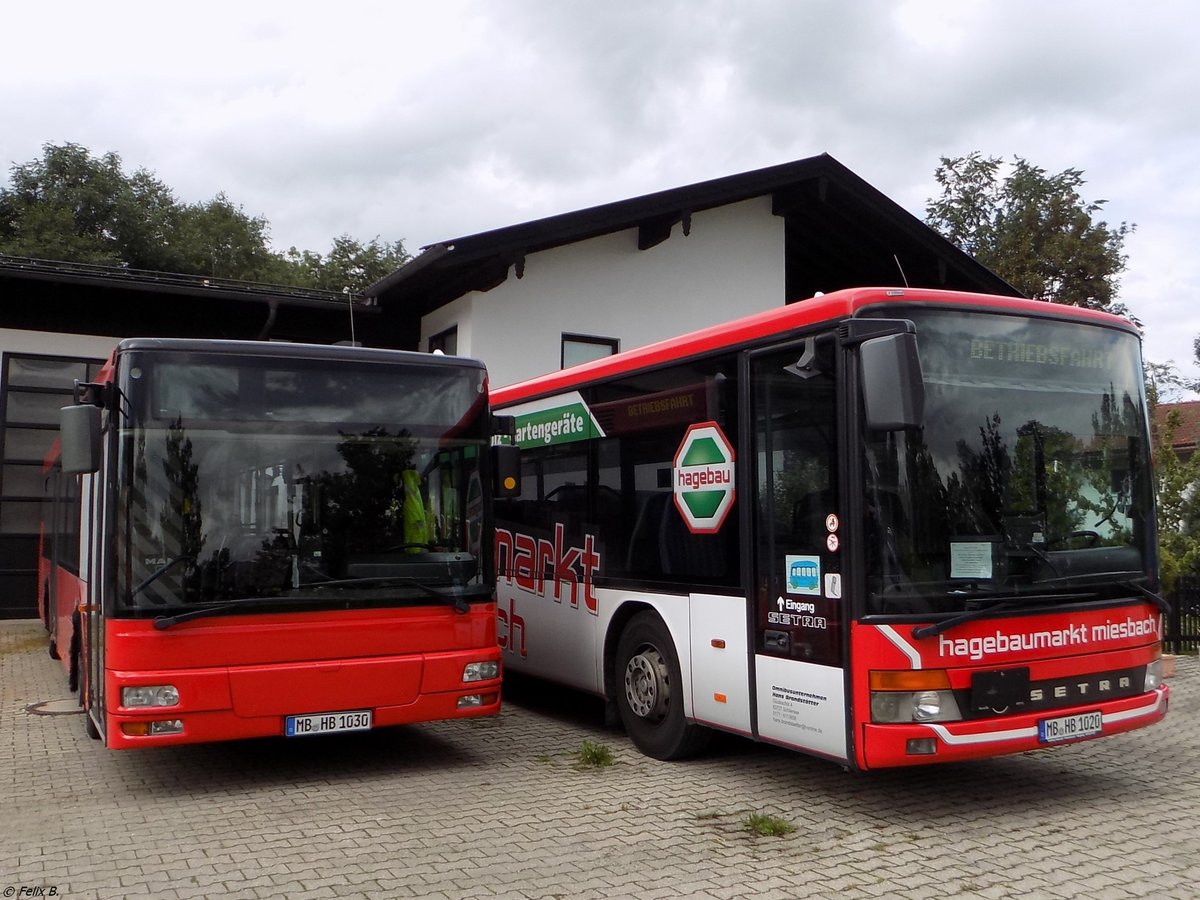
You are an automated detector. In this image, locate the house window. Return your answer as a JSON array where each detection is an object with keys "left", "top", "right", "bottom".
[
  {"left": 429, "top": 327, "right": 458, "bottom": 356},
  {"left": 562, "top": 334, "right": 618, "bottom": 369}
]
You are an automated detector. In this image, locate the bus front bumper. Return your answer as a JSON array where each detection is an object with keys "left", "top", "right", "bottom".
[
  {"left": 102, "top": 649, "right": 502, "bottom": 749},
  {"left": 859, "top": 686, "right": 1168, "bottom": 769}
]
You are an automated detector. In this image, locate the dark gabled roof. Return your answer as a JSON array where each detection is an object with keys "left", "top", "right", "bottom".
[
  {"left": 0, "top": 255, "right": 376, "bottom": 343},
  {"left": 366, "top": 154, "right": 1021, "bottom": 316},
  {"left": 0, "top": 255, "right": 359, "bottom": 309}
]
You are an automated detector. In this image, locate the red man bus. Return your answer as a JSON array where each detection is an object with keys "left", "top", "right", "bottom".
[
  {"left": 490, "top": 287, "right": 1169, "bottom": 769},
  {"left": 42, "top": 338, "right": 518, "bottom": 748}
]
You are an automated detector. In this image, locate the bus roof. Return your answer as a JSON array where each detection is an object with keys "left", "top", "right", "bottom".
[
  {"left": 113, "top": 338, "right": 486, "bottom": 371},
  {"left": 491, "top": 287, "right": 1140, "bottom": 406}
]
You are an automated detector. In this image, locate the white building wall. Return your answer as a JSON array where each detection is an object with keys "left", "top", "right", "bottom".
[
  {"left": 421, "top": 196, "right": 785, "bottom": 387},
  {"left": 0, "top": 329, "right": 120, "bottom": 360},
  {"left": 422, "top": 294, "right": 475, "bottom": 358}
]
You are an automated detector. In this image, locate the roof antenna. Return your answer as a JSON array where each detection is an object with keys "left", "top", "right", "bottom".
[
  {"left": 893, "top": 254, "right": 910, "bottom": 288},
  {"left": 343, "top": 287, "right": 356, "bottom": 346}
]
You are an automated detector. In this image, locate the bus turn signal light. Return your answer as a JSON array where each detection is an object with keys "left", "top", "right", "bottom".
[
  {"left": 121, "top": 720, "right": 183, "bottom": 737},
  {"left": 869, "top": 669, "right": 952, "bottom": 692}
]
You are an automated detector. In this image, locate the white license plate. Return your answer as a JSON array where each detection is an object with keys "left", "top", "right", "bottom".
[
  {"left": 1038, "top": 710, "right": 1102, "bottom": 744},
  {"left": 285, "top": 709, "right": 372, "bottom": 737}
]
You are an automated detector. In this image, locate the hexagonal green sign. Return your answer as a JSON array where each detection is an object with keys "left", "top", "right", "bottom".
[{"left": 672, "top": 422, "right": 736, "bottom": 533}]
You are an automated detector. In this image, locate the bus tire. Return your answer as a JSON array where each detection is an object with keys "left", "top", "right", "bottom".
[
  {"left": 615, "top": 611, "right": 711, "bottom": 760},
  {"left": 84, "top": 711, "right": 100, "bottom": 740},
  {"left": 44, "top": 589, "right": 58, "bottom": 659},
  {"left": 67, "top": 615, "right": 81, "bottom": 694}
]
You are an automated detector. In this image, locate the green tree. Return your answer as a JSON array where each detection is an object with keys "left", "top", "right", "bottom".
[
  {"left": 0, "top": 142, "right": 408, "bottom": 290},
  {"left": 282, "top": 235, "right": 410, "bottom": 293},
  {"left": 0, "top": 142, "right": 152, "bottom": 265},
  {"left": 121, "top": 168, "right": 187, "bottom": 271},
  {"left": 1152, "top": 408, "right": 1200, "bottom": 592},
  {"left": 925, "top": 152, "right": 1134, "bottom": 315},
  {"left": 171, "top": 193, "right": 281, "bottom": 281}
]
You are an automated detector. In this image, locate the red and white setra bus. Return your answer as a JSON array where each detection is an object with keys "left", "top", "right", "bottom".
[
  {"left": 490, "top": 287, "right": 1169, "bottom": 769},
  {"left": 40, "top": 338, "right": 518, "bottom": 748}
]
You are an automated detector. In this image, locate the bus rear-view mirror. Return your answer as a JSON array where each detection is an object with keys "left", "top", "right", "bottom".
[
  {"left": 860, "top": 332, "right": 925, "bottom": 431},
  {"left": 61, "top": 404, "right": 102, "bottom": 475},
  {"left": 491, "top": 443, "right": 521, "bottom": 498}
]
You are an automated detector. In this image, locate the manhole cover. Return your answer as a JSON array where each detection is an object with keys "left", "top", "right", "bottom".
[{"left": 26, "top": 698, "right": 82, "bottom": 716}]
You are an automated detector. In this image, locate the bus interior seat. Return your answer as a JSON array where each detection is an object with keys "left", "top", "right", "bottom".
[
  {"left": 626, "top": 492, "right": 667, "bottom": 573},
  {"left": 658, "top": 496, "right": 725, "bottom": 577},
  {"left": 627, "top": 491, "right": 725, "bottom": 578}
]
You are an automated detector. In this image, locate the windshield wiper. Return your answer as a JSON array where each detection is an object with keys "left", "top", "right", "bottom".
[
  {"left": 1116, "top": 578, "right": 1172, "bottom": 615},
  {"left": 299, "top": 576, "right": 490, "bottom": 614},
  {"left": 910, "top": 591, "right": 1093, "bottom": 640},
  {"left": 1023, "top": 568, "right": 1166, "bottom": 599},
  {"left": 133, "top": 554, "right": 195, "bottom": 600},
  {"left": 910, "top": 570, "right": 1169, "bottom": 641},
  {"left": 154, "top": 598, "right": 272, "bottom": 630},
  {"left": 153, "top": 580, "right": 491, "bottom": 629},
  {"left": 911, "top": 598, "right": 1021, "bottom": 640}
]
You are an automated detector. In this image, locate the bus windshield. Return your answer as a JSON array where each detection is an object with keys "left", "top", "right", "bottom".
[
  {"left": 113, "top": 351, "right": 489, "bottom": 615},
  {"left": 861, "top": 308, "right": 1154, "bottom": 616}
]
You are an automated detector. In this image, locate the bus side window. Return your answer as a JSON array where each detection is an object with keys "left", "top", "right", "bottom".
[
  {"left": 495, "top": 448, "right": 589, "bottom": 536},
  {"left": 587, "top": 357, "right": 739, "bottom": 588},
  {"left": 626, "top": 491, "right": 670, "bottom": 574}
]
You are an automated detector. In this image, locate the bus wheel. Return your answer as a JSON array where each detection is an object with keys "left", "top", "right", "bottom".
[
  {"left": 44, "top": 590, "right": 59, "bottom": 659},
  {"left": 67, "top": 620, "right": 81, "bottom": 694},
  {"left": 84, "top": 710, "right": 100, "bottom": 740},
  {"left": 615, "top": 611, "right": 710, "bottom": 760}
]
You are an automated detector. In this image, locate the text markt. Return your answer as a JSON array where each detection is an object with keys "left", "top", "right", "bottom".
[{"left": 495, "top": 524, "right": 601, "bottom": 613}]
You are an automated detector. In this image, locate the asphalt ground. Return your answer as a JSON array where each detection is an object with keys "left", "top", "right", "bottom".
[{"left": 1, "top": 618, "right": 1196, "bottom": 900}]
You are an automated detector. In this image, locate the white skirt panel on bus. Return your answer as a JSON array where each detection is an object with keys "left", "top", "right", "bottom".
[
  {"left": 688, "top": 592, "right": 753, "bottom": 736},
  {"left": 495, "top": 577, "right": 600, "bottom": 694},
  {"left": 499, "top": 575, "right": 754, "bottom": 741},
  {"left": 754, "top": 655, "right": 849, "bottom": 763},
  {"left": 599, "top": 591, "right": 689, "bottom": 698}
]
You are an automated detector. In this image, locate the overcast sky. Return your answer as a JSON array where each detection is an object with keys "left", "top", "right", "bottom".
[{"left": 3, "top": 1, "right": 1198, "bottom": 391}]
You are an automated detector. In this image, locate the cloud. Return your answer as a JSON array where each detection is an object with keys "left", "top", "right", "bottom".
[{"left": 2, "top": 0, "right": 1198, "bottom": 380}]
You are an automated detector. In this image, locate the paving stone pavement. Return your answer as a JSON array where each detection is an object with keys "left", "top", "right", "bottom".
[{"left": 1, "top": 618, "right": 1196, "bottom": 900}]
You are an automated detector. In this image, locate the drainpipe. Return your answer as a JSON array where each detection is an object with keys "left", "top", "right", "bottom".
[{"left": 256, "top": 299, "right": 278, "bottom": 340}]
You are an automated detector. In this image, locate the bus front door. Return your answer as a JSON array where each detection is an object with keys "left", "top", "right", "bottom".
[{"left": 747, "top": 339, "right": 848, "bottom": 762}]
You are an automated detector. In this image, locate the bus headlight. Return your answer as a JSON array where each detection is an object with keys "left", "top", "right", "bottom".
[
  {"left": 912, "top": 690, "right": 956, "bottom": 722},
  {"left": 121, "top": 685, "right": 180, "bottom": 708},
  {"left": 870, "top": 689, "right": 961, "bottom": 723},
  {"left": 121, "top": 720, "right": 184, "bottom": 736},
  {"left": 870, "top": 691, "right": 904, "bottom": 723},
  {"left": 869, "top": 670, "right": 962, "bottom": 723},
  {"left": 463, "top": 661, "right": 499, "bottom": 683},
  {"left": 457, "top": 691, "right": 498, "bottom": 708},
  {"left": 1144, "top": 659, "right": 1164, "bottom": 692}
]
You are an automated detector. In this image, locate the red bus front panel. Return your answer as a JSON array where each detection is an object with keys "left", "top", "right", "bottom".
[
  {"left": 99, "top": 606, "right": 501, "bottom": 749},
  {"left": 851, "top": 602, "right": 1168, "bottom": 769}
]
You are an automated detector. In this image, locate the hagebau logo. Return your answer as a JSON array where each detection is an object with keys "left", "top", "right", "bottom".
[{"left": 673, "top": 422, "right": 736, "bottom": 534}]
